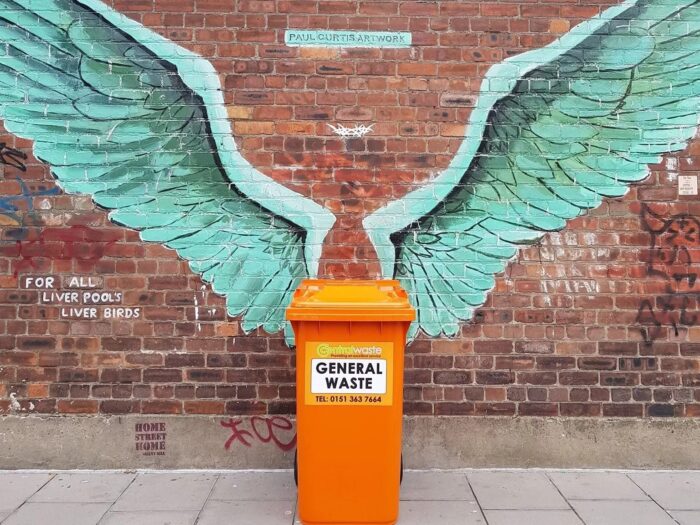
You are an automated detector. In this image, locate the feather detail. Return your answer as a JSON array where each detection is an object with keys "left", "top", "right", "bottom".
[
  {"left": 0, "top": 0, "right": 335, "bottom": 340},
  {"left": 364, "top": 0, "right": 700, "bottom": 339}
]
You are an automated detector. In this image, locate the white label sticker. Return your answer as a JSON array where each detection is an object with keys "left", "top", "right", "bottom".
[
  {"left": 311, "top": 359, "right": 387, "bottom": 394},
  {"left": 679, "top": 175, "right": 698, "bottom": 196}
]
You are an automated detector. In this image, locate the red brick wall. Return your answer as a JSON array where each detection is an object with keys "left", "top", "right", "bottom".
[{"left": 1, "top": 0, "right": 699, "bottom": 418}]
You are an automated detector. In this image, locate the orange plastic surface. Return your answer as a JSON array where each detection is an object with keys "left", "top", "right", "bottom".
[
  {"left": 286, "top": 280, "right": 415, "bottom": 525},
  {"left": 286, "top": 279, "right": 415, "bottom": 321}
]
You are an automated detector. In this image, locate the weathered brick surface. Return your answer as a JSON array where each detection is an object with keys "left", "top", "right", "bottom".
[{"left": 0, "top": 0, "right": 699, "bottom": 419}]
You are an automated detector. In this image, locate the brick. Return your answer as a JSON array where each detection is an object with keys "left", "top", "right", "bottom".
[
  {"left": 399, "top": 1, "right": 438, "bottom": 16},
  {"left": 681, "top": 344, "right": 700, "bottom": 356},
  {"left": 100, "top": 369, "right": 142, "bottom": 383},
  {"left": 143, "top": 369, "right": 183, "bottom": 383},
  {"left": 57, "top": 400, "right": 98, "bottom": 414},
  {"left": 515, "top": 341, "right": 554, "bottom": 354},
  {"left": 225, "top": 400, "right": 267, "bottom": 415},
  {"left": 440, "top": 93, "right": 476, "bottom": 107},
  {"left": 227, "top": 369, "right": 267, "bottom": 383},
  {"left": 600, "top": 342, "right": 639, "bottom": 356},
  {"left": 474, "top": 402, "right": 516, "bottom": 416},
  {"left": 404, "top": 401, "right": 433, "bottom": 415},
  {"left": 559, "top": 372, "right": 599, "bottom": 386},
  {"left": 476, "top": 371, "right": 515, "bottom": 385},
  {"left": 164, "top": 354, "right": 205, "bottom": 367},
  {"left": 227, "top": 106, "right": 254, "bottom": 119},
  {"left": 142, "top": 400, "right": 182, "bottom": 414},
  {"left": 268, "top": 401, "right": 296, "bottom": 414},
  {"left": 435, "top": 402, "right": 474, "bottom": 415},
  {"left": 537, "top": 357, "right": 576, "bottom": 370},
  {"left": 549, "top": 19, "right": 571, "bottom": 33},
  {"left": 518, "top": 403, "right": 558, "bottom": 416},
  {"left": 579, "top": 357, "right": 617, "bottom": 370},
  {"left": 187, "top": 369, "right": 225, "bottom": 382},
  {"left": 248, "top": 354, "right": 291, "bottom": 367},
  {"left": 602, "top": 404, "right": 644, "bottom": 417},
  {"left": 517, "top": 372, "right": 557, "bottom": 385},
  {"left": 58, "top": 369, "right": 98, "bottom": 383},
  {"left": 643, "top": 373, "right": 680, "bottom": 386},
  {"left": 17, "top": 337, "right": 55, "bottom": 351},
  {"left": 102, "top": 338, "right": 141, "bottom": 352},
  {"left": 207, "top": 354, "right": 247, "bottom": 367},
  {"left": 101, "top": 401, "right": 138, "bottom": 414},
  {"left": 402, "top": 367, "right": 431, "bottom": 384},
  {"left": 414, "top": 355, "right": 454, "bottom": 369},
  {"left": 474, "top": 341, "right": 513, "bottom": 354},
  {"left": 481, "top": 3, "right": 518, "bottom": 16},
  {"left": 433, "top": 371, "right": 472, "bottom": 385},
  {"left": 184, "top": 401, "right": 225, "bottom": 414},
  {"left": 234, "top": 121, "right": 275, "bottom": 135},
  {"left": 561, "top": 403, "right": 601, "bottom": 417},
  {"left": 234, "top": 91, "right": 274, "bottom": 105}
]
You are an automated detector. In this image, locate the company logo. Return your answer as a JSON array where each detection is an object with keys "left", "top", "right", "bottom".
[{"left": 316, "top": 344, "right": 382, "bottom": 358}]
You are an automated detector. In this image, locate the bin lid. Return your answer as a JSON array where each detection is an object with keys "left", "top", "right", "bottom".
[{"left": 286, "top": 279, "right": 415, "bottom": 322}]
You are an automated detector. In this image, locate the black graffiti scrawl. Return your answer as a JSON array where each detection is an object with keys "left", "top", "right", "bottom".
[{"left": 637, "top": 205, "right": 700, "bottom": 344}]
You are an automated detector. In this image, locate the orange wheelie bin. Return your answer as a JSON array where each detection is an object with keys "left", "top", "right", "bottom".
[{"left": 286, "top": 280, "right": 415, "bottom": 525}]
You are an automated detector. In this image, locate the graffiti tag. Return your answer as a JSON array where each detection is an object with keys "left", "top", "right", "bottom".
[
  {"left": 13, "top": 225, "right": 119, "bottom": 276},
  {"left": 0, "top": 143, "right": 27, "bottom": 172},
  {"left": 221, "top": 416, "right": 296, "bottom": 452},
  {"left": 0, "top": 174, "right": 59, "bottom": 231},
  {"left": 636, "top": 205, "right": 700, "bottom": 344}
]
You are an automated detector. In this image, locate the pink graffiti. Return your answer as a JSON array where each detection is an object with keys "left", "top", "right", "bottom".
[{"left": 221, "top": 416, "right": 296, "bottom": 452}]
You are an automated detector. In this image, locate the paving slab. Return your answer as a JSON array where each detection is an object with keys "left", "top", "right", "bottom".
[
  {"left": 570, "top": 500, "right": 677, "bottom": 525},
  {"left": 548, "top": 471, "right": 649, "bottom": 501},
  {"left": 199, "top": 499, "right": 295, "bottom": 525},
  {"left": 209, "top": 471, "right": 295, "bottom": 501},
  {"left": 111, "top": 473, "right": 217, "bottom": 511},
  {"left": 0, "top": 473, "right": 53, "bottom": 512},
  {"left": 629, "top": 471, "right": 700, "bottom": 510},
  {"left": 98, "top": 510, "right": 199, "bottom": 525},
  {"left": 484, "top": 509, "right": 584, "bottom": 525},
  {"left": 669, "top": 510, "right": 700, "bottom": 525},
  {"left": 468, "top": 471, "right": 569, "bottom": 510},
  {"left": 2, "top": 502, "right": 110, "bottom": 525},
  {"left": 400, "top": 471, "right": 475, "bottom": 501},
  {"left": 397, "top": 500, "right": 485, "bottom": 525},
  {"left": 30, "top": 473, "right": 135, "bottom": 503}
]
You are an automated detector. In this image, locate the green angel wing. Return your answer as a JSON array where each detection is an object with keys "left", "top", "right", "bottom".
[
  {"left": 364, "top": 0, "right": 700, "bottom": 339},
  {"left": 0, "top": 0, "right": 335, "bottom": 337}
]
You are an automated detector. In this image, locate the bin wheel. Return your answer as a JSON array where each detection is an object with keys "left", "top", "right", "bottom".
[
  {"left": 294, "top": 450, "right": 298, "bottom": 487},
  {"left": 400, "top": 453, "right": 404, "bottom": 485}
]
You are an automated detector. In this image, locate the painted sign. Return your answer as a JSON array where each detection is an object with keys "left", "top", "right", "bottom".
[
  {"left": 135, "top": 422, "right": 166, "bottom": 456},
  {"left": 20, "top": 274, "right": 141, "bottom": 319},
  {"left": 679, "top": 175, "right": 698, "bottom": 196},
  {"left": 285, "top": 30, "right": 411, "bottom": 48},
  {"left": 305, "top": 342, "right": 393, "bottom": 406}
]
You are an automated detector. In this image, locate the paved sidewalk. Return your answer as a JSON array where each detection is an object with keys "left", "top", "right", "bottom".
[{"left": 0, "top": 469, "right": 699, "bottom": 524}]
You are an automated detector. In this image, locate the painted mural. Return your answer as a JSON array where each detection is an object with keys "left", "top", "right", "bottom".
[{"left": 0, "top": 0, "right": 699, "bottom": 345}]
